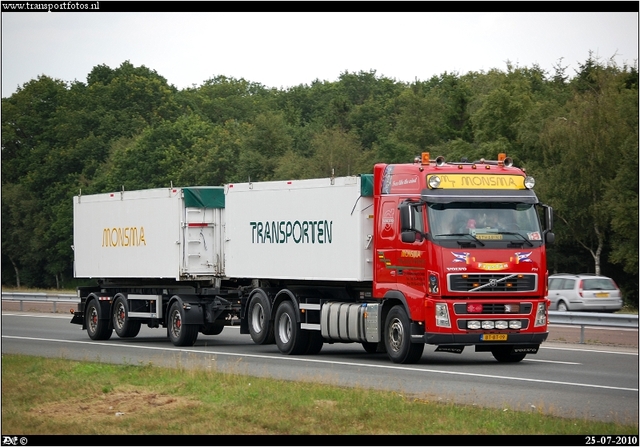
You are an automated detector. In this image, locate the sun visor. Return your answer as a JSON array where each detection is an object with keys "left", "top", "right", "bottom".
[{"left": 421, "top": 188, "right": 539, "bottom": 204}]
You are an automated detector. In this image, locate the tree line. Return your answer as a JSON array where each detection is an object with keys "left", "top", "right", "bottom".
[{"left": 2, "top": 56, "right": 638, "bottom": 308}]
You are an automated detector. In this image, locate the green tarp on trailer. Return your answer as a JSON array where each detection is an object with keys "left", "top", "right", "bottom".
[
  {"left": 183, "top": 187, "right": 225, "bottom": 208},
  {"left": 360, "top": 174, "right": 373, "bottom": 197}
]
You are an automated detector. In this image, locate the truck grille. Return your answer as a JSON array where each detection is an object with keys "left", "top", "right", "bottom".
[
  {"left": 453, "top": 303, "right": 533, "bottom": 314},
  {"left": 448, "top": 274, "right": 537, "bottom": 292}
]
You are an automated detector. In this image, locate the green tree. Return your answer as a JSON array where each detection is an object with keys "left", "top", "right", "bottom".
[
  {"left": 308, "top": 127, "right": 368, "bottom": 178},
  {"left": 538, "top": 61, "right": 638, "bottom": 276},
  {"left": 237, "top": 111, "right": 294, "bottom": 182}
]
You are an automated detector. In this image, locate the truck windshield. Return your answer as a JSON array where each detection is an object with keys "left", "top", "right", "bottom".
[{"left": 427, "top": 203, "right": 543, "bottom": 246}]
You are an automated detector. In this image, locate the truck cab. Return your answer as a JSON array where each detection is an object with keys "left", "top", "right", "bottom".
[{"left": 372, "top": 153, "right": 554, "bottom": 362}]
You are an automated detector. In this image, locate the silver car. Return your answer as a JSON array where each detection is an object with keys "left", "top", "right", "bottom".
[{"left": 547, "top": 273, "right": 623, "bottom": 312}]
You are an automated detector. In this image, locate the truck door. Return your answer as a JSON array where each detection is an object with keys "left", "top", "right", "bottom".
[
  {"left": 396, "top": 203, "right": 427, "bottom": 296},
  {"left": 375, "top": 199, "right": 399, "bottom": 286}
]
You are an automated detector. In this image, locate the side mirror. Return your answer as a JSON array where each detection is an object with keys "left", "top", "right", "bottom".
[
  {"left": 398, "top": 201, "right": 413, "bottom": 232},
  {"left": 545, "top": 231, "right": 555, "bottom": 246},
  {"left": 543, "top": 204, "right": 554, "bottom": 232},
  {"left": 401, "top": 231, "right": 416, "bottom": 243}
]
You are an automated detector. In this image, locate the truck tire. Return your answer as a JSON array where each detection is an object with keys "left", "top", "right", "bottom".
[
  {"left": 362, "top": 341, "right": 382, "bottom": 354},
  {"left": 168, "top": 301, "right": 198, "bottom": 346},
  {"left": 491, "top": 346, "right": 527, "bottom": 363},
  {"left": 200, "top": 321, "right": 225, "bottom": 336},
  {"left": 248, "top": 291, "right": 274, "bottom": 345},
  {"left": 304, "top": 331, "right": 324, "bottom": 355},
  {"left": 85, "top": 299, "right": 112, "bottom": 341},
  {"left": 384, "top": 305, "right": 424, "bottom": 364},
  {"left": 112, "top": 295, "right": 141, "bottom": 338},
  {"left": 274, "top": 301, "right": 308, "bottom": 355}
]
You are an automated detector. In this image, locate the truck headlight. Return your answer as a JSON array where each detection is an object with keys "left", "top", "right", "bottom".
[
  {"left": 534, "top": 302, "right": 547, "bottom": 327},
  {"left": 435, "top": 303, "right": 450, "bottom": 328}
]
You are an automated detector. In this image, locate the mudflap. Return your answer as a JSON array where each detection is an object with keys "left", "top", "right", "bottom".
[{"left": 70, "top": 312, "right": 84, "bottom": 326}]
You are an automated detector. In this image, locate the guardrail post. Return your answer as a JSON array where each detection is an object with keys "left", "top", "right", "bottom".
[
  {"left": 20, "top": 300, "right": 23, "bottom": 312},
  {"left": 53, "top": 302, "right": 56, "bottom": 313},
  {"left": 580, "top": 325, "right": 585, "bottom": 344}
]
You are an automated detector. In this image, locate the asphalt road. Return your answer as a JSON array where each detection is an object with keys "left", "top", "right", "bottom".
[{"left": 2, "top": 308, "right": 638, "bottom": 425}]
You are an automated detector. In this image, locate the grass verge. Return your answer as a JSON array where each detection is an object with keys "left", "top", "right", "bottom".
[{"left": 1, "top": 354, "right": 637, "bottom": 435}]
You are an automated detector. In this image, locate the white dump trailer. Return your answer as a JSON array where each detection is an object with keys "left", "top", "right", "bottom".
[
  {"left": 71, "top": 176, "right": 378, "bottom": 351},
  {"left": 73, "top": 186, "right": 226, "bottom": 281}
]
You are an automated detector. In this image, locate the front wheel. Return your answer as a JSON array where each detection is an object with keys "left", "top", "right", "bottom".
[
  {"left": 85, "top": 299, "right": 112, "bottom": 341},
  {"left": 274, "top": 301, "right": 308, "bottom": 355},
  {"left": 112, "top": 295, "right": 141, "bottom": 338},
  {"left": 491, "top": 346, "right": 527, "bottom": 363},
  {"left": 384, "top": 305, "right": 424, "bottom": 364},
  {"left": 168, "top": 302, "right": 198, "bottom": 346}
]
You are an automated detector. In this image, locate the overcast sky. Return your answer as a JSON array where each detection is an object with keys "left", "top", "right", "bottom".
[{"left": 1, "top": 10, "right": 638, "bottom": 98}]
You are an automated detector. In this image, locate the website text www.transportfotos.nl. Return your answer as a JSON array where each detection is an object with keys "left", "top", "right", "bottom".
[{"left": 1, "top": 1, "right": 99, "bottom": 12}]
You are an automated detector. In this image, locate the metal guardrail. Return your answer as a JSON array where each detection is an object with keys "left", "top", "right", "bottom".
[
  {"left": 548, "top": 310, "right": 639, "bottom": 328},
  {"left": 548, "top": 310, "right": 638, "bottom": 344},
  {"left": 2, "top": 292, "right": 78, "bottom": 313}
]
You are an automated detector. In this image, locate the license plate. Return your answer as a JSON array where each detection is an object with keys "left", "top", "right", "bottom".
[
  {"left": 481, "top": 334, "right": 508, "bottom": 341},
  {"left": 595, "top": 292, "right": 609, "bottom": 298}
]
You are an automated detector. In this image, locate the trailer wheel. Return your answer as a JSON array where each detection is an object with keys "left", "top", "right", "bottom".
[
  {"left": 384, "top": 305, "right": 424, "bottom": 364},
  {"left": 274, "top": 301, "right": 308, "bottom": 355},
  {"left": 248, "top": 292, "right": 274, "bottom": 344},
  {"left": 85, "top": 299, "right": 112, "bottom": 341},
  {"left": 112, "top": 296, "right": 141, "bottom": 338},
  {"left": 491, "top": 347, "right": 527, "bottom": 363},
  {"left": 168, "top": 302, "right": 198, "bottom": 346}
]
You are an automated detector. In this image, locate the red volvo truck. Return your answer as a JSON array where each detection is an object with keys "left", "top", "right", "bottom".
[{"left": 71, "top": 153, "right": 554, "bottom": 364}]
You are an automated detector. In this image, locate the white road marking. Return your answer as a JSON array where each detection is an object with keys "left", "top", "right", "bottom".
[{"left": 3, "top": 334, "right": 637, "bottom": 393}]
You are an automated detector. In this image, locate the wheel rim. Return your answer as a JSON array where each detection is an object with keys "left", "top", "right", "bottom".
[
  {"left": 88, "top": 306, "right": 98, "bottom": 333},
  {"left": 558, "top": 302, "right": 567, "bottom": 311},
  {"left": 251, "top": 302, "right": 264, "bottom": 334},
  {"left": 170, "top": 309, "right": 182, "bottom": 339},
  {"left": 278, "top": 312, "right": 292, "bottom": 344},
  {"left": 388, "top": 318, "right": 404, "bottom": 352},
  {"left": 115, "top": 302, "right": 125, "bottom": 329}
]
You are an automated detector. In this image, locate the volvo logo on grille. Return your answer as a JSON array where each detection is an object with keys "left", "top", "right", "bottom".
[{"left": 489, "top": 279, "right": 498, "bottom": 287}]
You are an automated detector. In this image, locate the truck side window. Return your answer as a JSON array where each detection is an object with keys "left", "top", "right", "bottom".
[{"left": 407, "top": 205, "right": 424, "bottom": 243}]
